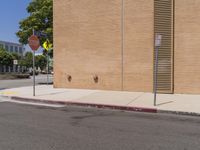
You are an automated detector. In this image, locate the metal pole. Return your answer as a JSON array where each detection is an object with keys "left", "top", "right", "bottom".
[
  {"left": 47, "top": 51, "right": 49, "bottom": 85},
  {"left": 32, "top": 29, "right": 36, "bottom": 96},
  {"left": 154, "top": 46, "right": 159, "bottom": 106},
  {"left": 33, "top": 51, "right": 35, "bottom": 96}
]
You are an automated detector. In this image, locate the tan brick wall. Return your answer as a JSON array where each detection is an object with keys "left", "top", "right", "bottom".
[
  {"left": 174, "top": 0, "right": 200, "bottom": 94},
  {"left": 53, "top": 0, "right": 154, "bottom": 92},
  {"left": 53, "top": 0, "right": 122, "bottom": 90},
  {"left": 123, "top": 0, "right": 154, "bottom": 92}
]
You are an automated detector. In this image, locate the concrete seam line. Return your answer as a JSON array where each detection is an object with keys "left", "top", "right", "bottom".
[{"left": 125, "top": 92, "right": 145, "bottom": 106}]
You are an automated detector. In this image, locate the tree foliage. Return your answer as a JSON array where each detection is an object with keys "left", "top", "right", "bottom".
[
  {"left": 19, "top": 52, "right": 47, "bottom": 71},
  {"left": 19, "top": 52, "right": 33, "bottom": 68},
  {"left": 0, "top": 48, "right": 13, "bottom": 66},
  {"left": 35, "top": 54, "right": 46, "bottom": 70},
  {"left": 16, "top": 0, "right": 53, "bottom": 45},
  {"left": 11, "top": 52, "right": 22, "bottom": 60}
]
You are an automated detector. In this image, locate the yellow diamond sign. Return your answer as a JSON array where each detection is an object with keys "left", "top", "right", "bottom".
[{"left": 43, "top": 40, "right": 52, "bottom": 51}]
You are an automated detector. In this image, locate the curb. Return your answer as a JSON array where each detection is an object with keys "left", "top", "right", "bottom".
[
  {"left": 3, "top": 96, "right": 200, "bottom": 117},
  {"left": 157, "top": 109, "right": 200, "bottom": 117},
  {"left": 9, "top": 96, "right": 157, "bottom": 113}
]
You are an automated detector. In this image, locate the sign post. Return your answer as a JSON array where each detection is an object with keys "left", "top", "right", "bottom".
[
  {"left": 33, "top": 50, "right": 35, "bottom": 96},
  {"left": 43, "top": 40, "right": 52, "bottom": 85},
  {"left": 154, "top": 34, "right": 162, "bottom": 106},
  {"left": 28, "top": 30, "right": 40, "bottom": 96}
]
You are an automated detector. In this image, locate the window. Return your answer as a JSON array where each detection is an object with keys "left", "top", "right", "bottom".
[
  {"left": 10, "top": 46, "right": 13, "bottom": 52},
  {"left": 19, "top": 47, "right": 22, "bottom": 53},
  {"left": 15, "top": 46, "right": 18, "bottom": 53},
  {"left": 5, "top": 45, "right": 9, "bottom": 51}
]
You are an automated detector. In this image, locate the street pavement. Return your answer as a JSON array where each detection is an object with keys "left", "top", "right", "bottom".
[
  {"left": 0, "top": 74, "right": 200, "bottom": 149},
  {"left": 0, "top": 74, "right": 53, "bottom": 89},
  {"left": 0, "top": 101, "right": 199, "bottom": 150}
]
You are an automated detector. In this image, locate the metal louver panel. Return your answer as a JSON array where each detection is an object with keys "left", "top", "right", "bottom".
[{"left": 154, "top": 0, "right": 174, "bottom": 93}]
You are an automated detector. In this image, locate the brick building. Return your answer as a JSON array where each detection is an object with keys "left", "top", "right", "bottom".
[{"left": 53, "top": 0, "right": 200, "bottom": 94}]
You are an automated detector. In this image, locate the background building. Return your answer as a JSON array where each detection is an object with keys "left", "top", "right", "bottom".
[
  {"left": 54, "top": 0, "right": 200, "bottom": 94},
  {"left": 0, "top": 40, "right": 25, "bottom": 56}
]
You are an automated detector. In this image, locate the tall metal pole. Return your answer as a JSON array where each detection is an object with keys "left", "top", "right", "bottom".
[
  {"left": 44, "top": 17, "right": 49, "bottom": 85},
  {"left": 33, "top": 51, "right": 35, "bottom": 96},
  {"left": 154, "top": 34, "right": 162, "bottom": 106},
  {"left": 47, "top": 51, "right": 49, "bottom": 85},
  {"left": 154, "top": 46, "right": 159, "bottom": 106},
  {"left": 32, "top": 29, "right": 36, "bottom": 96}
]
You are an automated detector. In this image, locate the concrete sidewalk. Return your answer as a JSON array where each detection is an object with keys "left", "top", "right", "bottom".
[{"left": 1, "top": 85, "right": 200, "bottom": 116}]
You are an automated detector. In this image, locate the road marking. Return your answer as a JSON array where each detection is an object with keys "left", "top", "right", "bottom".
[{"left": 7, "top": 99, "right": 66, "bottom": 108}]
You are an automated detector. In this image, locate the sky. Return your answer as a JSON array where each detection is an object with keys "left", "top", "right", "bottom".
[
  {"left": 0, "top": 0, "right": 31, "bottom": 43},
  {"left": 0, "top": 0, "right": 44, "bottom": 53}
]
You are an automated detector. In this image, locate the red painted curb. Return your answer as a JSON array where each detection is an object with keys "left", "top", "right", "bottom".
[
  {"left": 66, "top": 101, "right": 157, "bottom": 113},
  {"left": 10, "top": 96, "right": 157, "bottom": 113}
]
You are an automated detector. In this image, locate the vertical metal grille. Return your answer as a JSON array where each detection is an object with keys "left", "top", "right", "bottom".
[{"left": 154, "top": 0, "right": 174, "bottom": 93}]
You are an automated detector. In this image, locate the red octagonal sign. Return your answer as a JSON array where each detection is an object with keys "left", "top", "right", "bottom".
[{"left": 28, "top": 35, "right": 40, "bottom": 51}]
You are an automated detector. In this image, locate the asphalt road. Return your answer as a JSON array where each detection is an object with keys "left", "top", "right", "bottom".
[
  {"left": 0, "top": 74, "right": 53, "bottom": 89},
  {"left": 0, "top": 101, "right": 199, "bottom": 150}
]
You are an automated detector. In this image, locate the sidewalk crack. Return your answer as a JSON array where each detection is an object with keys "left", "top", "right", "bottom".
[{"left": 125, "top": 93, "right": 145, "bottom": 106}]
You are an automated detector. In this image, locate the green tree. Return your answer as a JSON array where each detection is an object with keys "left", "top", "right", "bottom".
[
  {"left": 16, "top": 0, "right": 53, "bottom": 45},
  {"left": 11, "top": 52, "right": 22, "bottom": 60},
  {"left": 0, "top": 48, "right": 13, "bottom": 66},
  {"left": 35, "top": 54, "right": 46, "bottom": 70},
  {"left": 19, "top": 52, "right": 47, "bottom": 71},
  {"left": 19, "top": 52, "right": 33, "bottom": 68}
]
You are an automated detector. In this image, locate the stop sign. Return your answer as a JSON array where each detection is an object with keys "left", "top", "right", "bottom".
[{"left": 28, "top": 35, "right": 40, "bottom": 51}]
